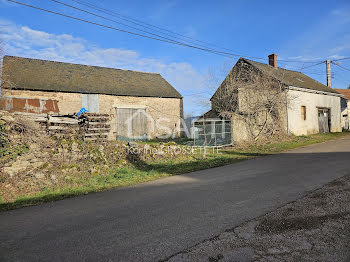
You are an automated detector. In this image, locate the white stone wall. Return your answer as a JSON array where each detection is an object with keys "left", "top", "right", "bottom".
[
  {"left": 287, "top": 88, "right": 342, "bottom": 135},
  {"left": 340, "top": 100, "right": 350, "bottom": 130}
]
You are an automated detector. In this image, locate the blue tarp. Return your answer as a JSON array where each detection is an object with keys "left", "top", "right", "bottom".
[{"left": 77, "top": 108, "right": 88, "bottom": 116}]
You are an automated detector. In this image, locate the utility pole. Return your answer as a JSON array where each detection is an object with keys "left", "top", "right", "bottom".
[{"left": 326, "top": 60, "right": 332, "bottom": 88}]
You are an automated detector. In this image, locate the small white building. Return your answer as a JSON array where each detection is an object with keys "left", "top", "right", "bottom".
[
  {"left": 206, "top": 54, "right": 342, "bottom": 144},
  {"left": 334, "top": 89, "right": 350, "bottom": 130},
  {"left": 287, "top": 86, "right": 342, "bottom": 135}
]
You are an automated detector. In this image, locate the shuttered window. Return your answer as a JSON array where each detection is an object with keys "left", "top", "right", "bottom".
[{"left": 301, "top": 106, "right": 306, "bottom": 120}]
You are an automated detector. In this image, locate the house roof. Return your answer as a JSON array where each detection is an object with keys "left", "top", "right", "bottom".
[
  {"left": 241, "top": 58, "right": 339, "bottom": 94},
  {"left": 334, "top": 89, "right": 350, "bottom": 100},
  {"left": 195, "top": 109, "right": 230, "bottom": 121},
  {"left": 1, "top": 56, "right": 182, "bottom": 99}
]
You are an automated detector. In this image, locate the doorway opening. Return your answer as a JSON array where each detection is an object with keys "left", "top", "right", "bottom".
[{"left": 318, "top": 108, "right": 330, "bottom": 133}]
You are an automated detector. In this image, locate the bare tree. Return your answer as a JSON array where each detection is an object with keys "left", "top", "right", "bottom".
[
  {"left": 0, "top": 39, "right": 13, "bottom": 91},
  {"left": 211, "top": 59, "right": 290, "bottom": 143},
  {"left": 0, "top": 38, "right": 3, "bottom": 71},
  {"left": 0, "top": 38, "right": 3, "bottom": 95},
  {"left": 0, "top": 38, "right": 3, "bottom": 56}
]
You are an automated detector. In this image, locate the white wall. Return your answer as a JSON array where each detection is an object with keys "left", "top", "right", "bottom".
[
  {"left": 287, "top": 88, "right": 342, "bottom": 136},
  {"left": 340, "top": 99, "right": 350, "bottom": 130}
]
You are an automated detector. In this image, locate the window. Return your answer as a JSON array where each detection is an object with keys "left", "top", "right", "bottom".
[{"left": 301, "top": 106, "right": 306, "bottom": 120}]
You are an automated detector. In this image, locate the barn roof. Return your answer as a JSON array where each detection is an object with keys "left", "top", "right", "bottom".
[
  {"left": 242, "top": 58, "right": 339, "bottom": 94},
  {"left": 1, "top": 56, "right": 182, "bottom": 99}
]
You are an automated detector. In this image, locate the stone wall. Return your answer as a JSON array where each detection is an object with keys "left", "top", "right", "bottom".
[
  {"left": 231, "top": 88, "right": 288, "bottom": 144},
  {"left": 2, "top": 89, "right": 183, "bottom": 139}
]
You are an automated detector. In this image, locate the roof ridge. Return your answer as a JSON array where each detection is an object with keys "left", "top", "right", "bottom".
[
  {"left": 3, "top": 55, "right": 161, "bottom": 75},
  {"left": 241, "top": 57, "right": 302, "bottom": 74},
  {"left": 239, "top": 57, "right": 337, "bottom": 94}
]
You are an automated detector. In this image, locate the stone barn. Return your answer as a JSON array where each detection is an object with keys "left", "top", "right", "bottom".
[{"left": 1, "top": 56, "right": 183, "bottom": 140}]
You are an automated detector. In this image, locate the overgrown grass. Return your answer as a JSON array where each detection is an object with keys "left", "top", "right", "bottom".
[
  {"left": 0, "top": 119, "right": 29, "bottom": 165},
  {"left": 234, "top": 132, "right": 347, "bottom": 154},
  {"left": 1, "top": 132, "right": 348, "bottom": 211}
]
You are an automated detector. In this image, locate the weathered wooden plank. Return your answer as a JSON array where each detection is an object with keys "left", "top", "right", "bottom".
[
  {"left": 85, "top": 113, "right": 109, "bottom": 117},
  {"left": 85, "top": 128, "right": 110, "bottom": 132},
  {"left": 84, "top": 133, "right": 109, "bottom": 137},
  {"left": 48, "top": 119, "right": 79, "bottom": 124}
]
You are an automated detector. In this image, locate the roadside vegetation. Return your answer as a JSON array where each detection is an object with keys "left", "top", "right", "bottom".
[{"left": 0, "top": 111, "right": 349, "bottom": 211}]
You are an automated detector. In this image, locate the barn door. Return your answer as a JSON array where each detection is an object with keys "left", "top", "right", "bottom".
[
  {"left": 318, "top": 109, "right": 330, "bottom": 133},
  {"left": 115, "top": 108, "right": 147, "bottom": 140}
]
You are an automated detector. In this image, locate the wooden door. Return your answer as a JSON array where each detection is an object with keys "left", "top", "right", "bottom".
[
  {"left": 115, "top": 108, "right": 147, "bottom": 140},
  {"left": 318, "top": 109, "right": 329, "bottom": 133}
]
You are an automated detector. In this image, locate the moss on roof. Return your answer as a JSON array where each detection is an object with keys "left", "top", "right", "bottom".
[
  {"left": 1, "top": 56, "right": 182, "bottom": 98},
  {"left": 242, "top": 58, "right": 339, "bottom": 94}
]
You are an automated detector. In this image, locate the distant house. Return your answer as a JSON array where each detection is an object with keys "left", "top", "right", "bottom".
[
  {"left": 200, "top": 54, "right": 342, "bottom": 144},
  {"left": 1, "top": 56, "right": 183, "bottom": 140},
  {"left": 334, "top": 89, "right": 350, "bottom": 130}
]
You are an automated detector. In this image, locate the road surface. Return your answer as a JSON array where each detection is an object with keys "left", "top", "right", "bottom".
[{"left": 1, "top": 136, "right": 350, "bottom": 261}]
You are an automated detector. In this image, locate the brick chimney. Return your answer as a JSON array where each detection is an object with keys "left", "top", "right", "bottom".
[{"left": 268, "top": 53, "right": 278, "bottom": 68}]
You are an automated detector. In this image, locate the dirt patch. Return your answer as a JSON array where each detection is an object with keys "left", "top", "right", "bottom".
[
  {"left": 257, "top": 212, "right": 350, "bottom": 234},
  {"left": 165, "top": 174, "right": 350, "bottom": 262}
]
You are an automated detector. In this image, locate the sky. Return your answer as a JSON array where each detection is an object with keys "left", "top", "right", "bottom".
[{"left": 0, "top": 0, "right": 350, "bottom": 116}]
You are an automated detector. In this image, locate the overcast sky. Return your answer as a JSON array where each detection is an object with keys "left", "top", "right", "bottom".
[{"left": 1, "top": 0, "right": 349, "bottom": 115}]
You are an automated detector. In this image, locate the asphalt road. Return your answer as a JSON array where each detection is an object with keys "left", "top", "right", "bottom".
[{"left": 1, "top": 136, "right": 350, "bottom": 262}]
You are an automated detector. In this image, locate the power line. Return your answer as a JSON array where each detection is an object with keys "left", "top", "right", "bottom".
[
  {"left": 8, "top": 0, "right": 244, "bottom": 59},
  {"left": 50, "top": 0, "right": 239, "bottom": 55},
  {"left": 331, "top": 66, "right": 350, "bottom": 83},
  {"left": 331, "top": 62, "right": 350, "bottom": 72},
  {"left": 332, "top": 76, "right": 350, "bottom": 85},
  {"left": 51, "top": 0, "right": 276, "bottom": 62},
  {"left": 67, "top": 0, "right": 323, "bottom": 64},
  {"left": 66, "top": 0, "right": 251, "bottom": 57},
  {"left": 7, "top": 0, "right": 332, "bottom": 64},
  {"left": 300, "top": 60, "right": 326, "bottom": 70},
  {"left": 331, "top": 57, "right": 350, "bottom": 62},
  {"left": 67, "top": 0, "right": 273, "bottom": 61}
]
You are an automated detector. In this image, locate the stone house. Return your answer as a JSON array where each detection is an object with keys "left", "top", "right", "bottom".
[
  {"left": 334, "top": 89, "right": 350, "bottom": 130},
  {"left": 206, "top": 54, "right": 342, "bottom": 144},
  {"left": 1, "top": 56, "right": 183, "bottom": 140}
]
